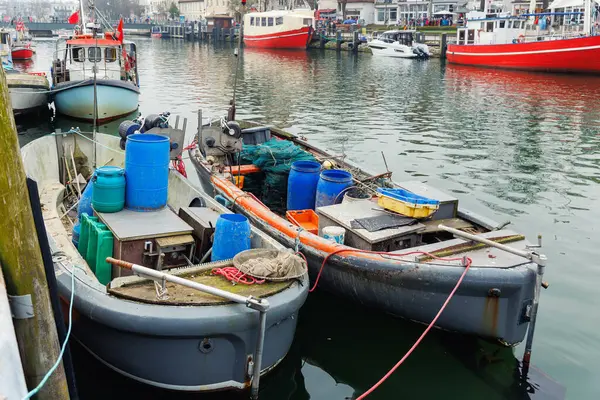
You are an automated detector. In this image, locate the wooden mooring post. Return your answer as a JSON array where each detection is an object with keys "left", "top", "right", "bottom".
[
  {"left": 441, "top": 33, "right": 448, "bottom": 59},
  {"left": 352, "top": 30, "right": 359, "bottom": 54},
  {"left": 0, "top": 67, "right": 69, "bottom": 398},
  {"left": 336, "top": 30, "right": 342, "bottom": 51}
]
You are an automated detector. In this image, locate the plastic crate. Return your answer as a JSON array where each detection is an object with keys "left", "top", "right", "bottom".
[
  {"left": 376, "top": 188, "right": 439, "bottom": 219},
  {"left": 286, "top": 209, "right": 319, "bottom": 235}
]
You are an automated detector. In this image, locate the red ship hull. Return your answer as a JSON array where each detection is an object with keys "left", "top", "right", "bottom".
[
  {"left": 447, "top": 35, "right": 600, "bottom": 74},
  {"left": 12, "top": 47, "right": 33, "bottom": 60},
  {"left": 244, "top": 26, "right": 312, "bottom": 49}
]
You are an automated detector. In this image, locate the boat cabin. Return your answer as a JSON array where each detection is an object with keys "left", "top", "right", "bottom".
[
  {"left": 244, "top": 10, "right": 314, "bottom": 35},
  {"left": 456, "top": 11, "right": 527, "bottom": 45},
  {"left": 52, "top": 32, "right": 138, "bottom": 87},
  {"left": 376, "top": 30, "right": 416, "bottom": 46}
]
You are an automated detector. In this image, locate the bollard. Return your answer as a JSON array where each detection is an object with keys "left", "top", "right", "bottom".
[
  {"left": 441, "top": 33, "right": 447, "bottom": 59},
  {"left": 353, "top": 30, "right": 359, "bottom": 54},
  {"left": 336, "top": 30, "right": 342, "bottom": 51}
]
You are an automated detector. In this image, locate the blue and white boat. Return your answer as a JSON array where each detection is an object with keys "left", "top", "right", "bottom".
[{"left": 50, "top": 17, "right": 140, "bottom": 122}]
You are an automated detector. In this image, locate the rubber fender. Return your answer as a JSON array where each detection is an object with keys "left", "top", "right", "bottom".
[{"left": 119, "top": 137, "right": 126, "bottom": 150}]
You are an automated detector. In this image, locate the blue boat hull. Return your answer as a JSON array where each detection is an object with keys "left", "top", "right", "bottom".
[{"left": 53, "top": 80, "right": 139, "bottom": 122}]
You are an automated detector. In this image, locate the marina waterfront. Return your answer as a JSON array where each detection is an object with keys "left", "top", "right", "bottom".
[{"left": 14, "top": 38, "right": 600, "bottom": 399}]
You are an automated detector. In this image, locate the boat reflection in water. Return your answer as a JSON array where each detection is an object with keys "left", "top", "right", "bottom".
[
  {"left": 69, "top": 289, "right": 564, "bottom": 399},
  {"left": 296, "top": 292, "right": 566, "bottom": 400}
]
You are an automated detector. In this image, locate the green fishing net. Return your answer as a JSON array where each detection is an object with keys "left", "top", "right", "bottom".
[{"left": 239, "top": 138, "right": 316, "bottom": 214}]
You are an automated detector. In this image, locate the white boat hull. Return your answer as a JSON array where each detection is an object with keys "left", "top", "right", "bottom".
[
  {"left": 8, "top": 87, "right": 49, "bottom": 114},
  {"left": 369, "top": 45, "right": 420, "bottom": 58},
  {"left": 53, "top": 80, "right": 139, "bottom": 122}
]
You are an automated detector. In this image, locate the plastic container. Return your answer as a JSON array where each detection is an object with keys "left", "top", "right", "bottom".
[
  {"left": 342, "top": 188, "right": 371, "bottom": 203},
  {"left": 72, "top": 222, "right": 81, "bottom": 248},
  {"left": 287, "top": 160, "right": 321, "bottom": 211},
  {"left": 125, "top": 133, "right": 170, "bottom": 211},
  {"left": 322, "top": 226, "right": 346, "bottom": 244},
  {"left": 212, "top": 214, "right": 251, "bottom": 261},
  {"left": 92, "top": 166, "right": 125, "bottom": 213},
  {"left": 77, "top": 175, "right": 94, "bottom": 219},
  {"left": 78, "top": 213, "right": 98, "bottom": 258},
  {"left": 376, "top": 188, "right": 440, "bottom": 218},
  {"left": 315, "top": 169, "right": 353, "bottom": 208},
  {"left": 286, "top": 209, "right": 319, "bottom": 235},
  {"left": 241, "top": 126, "right": 271, "bottom": 145}
]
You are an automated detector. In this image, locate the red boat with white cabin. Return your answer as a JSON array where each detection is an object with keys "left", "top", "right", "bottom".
[
  {"left": 11, "top": 21, "right": 34, "bottom": 60},
  {"left": 447, "top": 4, "right": 600, "bottom": 74},
  {"left": 243, "top": 10, "right": 314, "bottom": 49}
]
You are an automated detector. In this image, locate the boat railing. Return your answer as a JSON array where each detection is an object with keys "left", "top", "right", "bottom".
[{"left": 106, "top": 257, "right": 269, "bottom": 399}]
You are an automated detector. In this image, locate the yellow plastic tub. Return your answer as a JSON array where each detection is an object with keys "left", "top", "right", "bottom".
[{"left": 376, "top": 188, "right": 439, "bottom": 218}]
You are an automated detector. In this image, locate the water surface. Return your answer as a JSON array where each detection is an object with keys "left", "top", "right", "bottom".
[{"left": 19, "top": 38, "right": 600, "bottom": 399}]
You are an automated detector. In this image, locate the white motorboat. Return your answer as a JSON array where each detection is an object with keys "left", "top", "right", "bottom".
[
  {"left": 1, "top": 29, "right": 48, "bottom": 116},
  {"left": 368, "top": 30, "right": 430, "bottom": 58}
]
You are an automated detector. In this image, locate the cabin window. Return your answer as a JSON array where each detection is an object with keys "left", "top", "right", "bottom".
[
  {"left": 104, "top": 47, "right": 117, "bottom": 62},
  {"left": 276, "top": 17, "right": 283, "bottom": 25},
  {"left": 467, "top": 29, "right": 475, "bottom": 44},
  {"left": 486, "top": 22, "right": 494, "bottom": 32},
  {"left": 250, "top": 17, "right": 254, "bottom": 26},
  {"left": 88, "top": 47, "right": 102, "bottom": 62},
  {"left": 516, "top": 21, "right": 522, "bottom": 29},
  {"left": 458, "top": 29, "right": 465, "bottom": 44},
  {"left": 507, "top": 21, "right": 512, "bottom": 28},
  {"left": 303, "top": 18, "right": 312, "bottom": 26},
  {"left": 1, "top": 34, "right": 8, "bottom": 45},
  {"left": 72, "top": 47, "right": 85, "bottom": 62},
  {"left": 499, "top": 20, "right": 506, "bottom": 28},
  {"left": 268, "top": 17, "right": 274, "bottom": 26},
  {"left": 261, "top": 17, "right": 267, "bottom": 26}
]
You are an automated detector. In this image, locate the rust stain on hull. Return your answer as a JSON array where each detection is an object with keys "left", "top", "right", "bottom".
[{"left": 483, "top": 296, "right": 499, "bottom": 336}]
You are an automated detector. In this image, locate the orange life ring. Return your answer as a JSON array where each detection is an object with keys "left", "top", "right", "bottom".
[{"left": 517, "top": 34, "right": 526, "bottom": 43}]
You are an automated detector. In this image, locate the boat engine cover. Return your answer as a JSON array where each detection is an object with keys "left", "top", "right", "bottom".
[{"left": 200, "top": 126, "right": 243, "bottom": 157}]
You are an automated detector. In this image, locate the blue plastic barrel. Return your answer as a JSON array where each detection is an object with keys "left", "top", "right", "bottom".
[
  {"left": 92, "top": 166, "right": 126, "bottom": 213},
  {"left": 78, "top": 173, "right": 94, "bottom": 219},
  {"left": 212, "top": 214, "right": 251, "bottom": 261},
  {"left": 125, "top": 133, "right": 170, "bottom": 211},
  {"left": 315, "top": 169, "right": 353, "bottom": 208},
  {"left": 72, "top": 222, "right": 81, "bottom": 248},
  {"left": 287, "top": 160, "right": 321, "bottom": 211}
]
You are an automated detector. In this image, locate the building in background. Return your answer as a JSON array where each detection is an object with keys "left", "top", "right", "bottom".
[{"left": 179, "top": 0, "right": 205, "bottom": 20}]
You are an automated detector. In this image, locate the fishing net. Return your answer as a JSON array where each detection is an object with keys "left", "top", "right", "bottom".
[
  {"left": 239, "top": 138, "right": 316, "bottom": 213},
  {"left": 233, "top": 249, "right": 307, "bottom": 282}
]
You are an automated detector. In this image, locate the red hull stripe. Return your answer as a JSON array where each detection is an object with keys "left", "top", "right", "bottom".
[
  {"left": 244, "top": 27, "right": 311, "bottom": 49},
  {"left": 449, "top": 44, "right": 600, "bottom": 56}
]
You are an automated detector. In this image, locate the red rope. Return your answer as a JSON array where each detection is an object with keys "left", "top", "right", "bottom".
[
  {"left": 306, "top": 247, "right": 472, "bottom": 399},
  {"left": 212, "top": 266, "right": 265, "bottom": 285}
]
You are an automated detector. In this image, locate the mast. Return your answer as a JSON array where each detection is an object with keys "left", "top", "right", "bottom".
[
  {"left": 80, "top": 0, "right": 87, "bottom": 34},
  {"left": 584, "top": 0, "right": 592, "bottom": 35}
]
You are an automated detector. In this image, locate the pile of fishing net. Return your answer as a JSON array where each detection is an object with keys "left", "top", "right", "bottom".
[
  {"left": 233, "top": 249, "right": 307, "bottom": 281},
  {"left": 239, "top": 138, "right": 316, "bottom": 213}
]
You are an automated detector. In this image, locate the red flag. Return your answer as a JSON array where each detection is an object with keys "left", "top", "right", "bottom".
[
  {"left": 116, "top": 18, "right": 124, "bottom": 43},
  {"left": 68, "top": 10, "right": 79, "bottom": 24}
]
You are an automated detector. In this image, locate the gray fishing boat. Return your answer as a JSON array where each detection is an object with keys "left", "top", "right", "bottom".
[
  {"left": 20, "top": 125, "right": 308, "bottom": 393},
  {"left": 189, "top": 119, "right": 548, "bottom": 347}
]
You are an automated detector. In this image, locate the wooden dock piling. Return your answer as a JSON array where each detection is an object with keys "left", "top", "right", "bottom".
[
  {"left": 0, "top": 66, "right": 69, "bottom": 399},
  {"left": 336, "top": 30, "right": 342, "bottom": 51},
  {"left": 441, "top": 33, "right": 448, "bottom": 59},
  {"left": 352, "top": 31, "right": 359, "bottom": 54}
]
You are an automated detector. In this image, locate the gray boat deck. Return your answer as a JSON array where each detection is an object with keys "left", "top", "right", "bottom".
[{"left": 398, "top": 229, "right": 531, "bottom": 268}]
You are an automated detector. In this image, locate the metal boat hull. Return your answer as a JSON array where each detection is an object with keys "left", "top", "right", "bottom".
[
  {"left": 21, "top": 134, "right": 308, "bottom": 391},
  {"left": 52, "top": 80, "right": 139, "bottom": 122},
  {"left": 190, "top": 126, "right": 537, "bottom": 346},
  {"left": 244, "top": 27, "right": 313, "bottom": 49}
]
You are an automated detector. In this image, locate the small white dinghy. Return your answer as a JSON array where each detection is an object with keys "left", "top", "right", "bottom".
[{"left": 5, "top": 70, "right": 49, "bottom": 116}]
